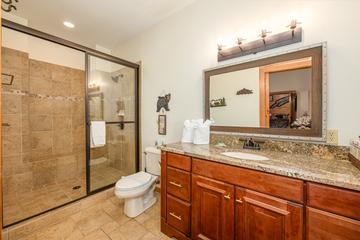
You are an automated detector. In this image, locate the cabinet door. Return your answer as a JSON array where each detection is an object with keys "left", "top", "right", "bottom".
[
  {"left": 235, "top": 187, "right": 303, "bottom": 240},
  {"left": 306, "top": 207, "right": 360, "bottom": 240},
  {"left": 192, "top": 174, "right": 234, "bottom": 240}
]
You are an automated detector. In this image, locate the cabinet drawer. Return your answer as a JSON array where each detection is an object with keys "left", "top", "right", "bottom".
[
  {"left": 307, "top": 183, "right": 360, "bottom": 220},
  {"left": 167, "top": 194, "right": 191, "bottom": 235},
  {"left": 306, "top": 207, "right": 360, "bottom": 240},
  {"left": 167, "top": 166, "right": 191, "bottom": 201},
  {"left": 167, "top": 153, "right": 191, "bottom": 171},
  {"left": 192, "top": 158, "right": 304, "bottom": 203}
]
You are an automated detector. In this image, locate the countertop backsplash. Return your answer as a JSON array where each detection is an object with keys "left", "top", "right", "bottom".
[{"left": 210, "top": 134, "right": 349, "bottom": 160}]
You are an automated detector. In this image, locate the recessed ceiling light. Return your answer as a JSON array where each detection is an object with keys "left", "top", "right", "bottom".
[{"left": 63, "top": 21, "right": 75, "bottom": 28}]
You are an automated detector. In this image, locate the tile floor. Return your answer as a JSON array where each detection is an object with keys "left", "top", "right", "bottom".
[
  {"left": 12, "top": 192, "right": 169, "bottom": 240},
  {"left": 3, "top": 178, "right": 86, "bottom": 226},
  {"left": 4, "top": 164, "right": 126, "bottom": 226},
  {"left": 90, "top": 165, "right": 126, "bottom": 191}
]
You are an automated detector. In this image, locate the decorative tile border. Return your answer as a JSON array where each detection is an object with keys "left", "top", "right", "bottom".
[{"left": 2, "top": 89, "right": 84, "bottom": 102}]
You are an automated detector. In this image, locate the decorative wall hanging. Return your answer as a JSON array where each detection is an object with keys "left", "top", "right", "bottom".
[
  {"left": 270, "top": 96, "right": 290, "bottom": 109},
  {"left": 210, "top": 97, "right": 226, "bottom": 107},
  {"left": 1, "top": 0, "right": 18, "bottom": 13},
  {"left": 1, "top": 73, "right": 14, "bottom": 85},
  {"left": 236, "top": 88, "right": 253, "bottom": 95},
  {"left": 158, "top": 115, "right": 167, "bottom": 135},
  {"left": 156, "top": 93, "right": 171, "bottom": 112}
]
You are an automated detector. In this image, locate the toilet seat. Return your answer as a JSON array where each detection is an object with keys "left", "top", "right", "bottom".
[{"left": 115, "top": 171, "right": 152, "bottom": 191}]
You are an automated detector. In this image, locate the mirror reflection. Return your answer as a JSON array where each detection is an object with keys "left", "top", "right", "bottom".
[{"left": 210, "top": 57, "right": 312, "bottom": 129}]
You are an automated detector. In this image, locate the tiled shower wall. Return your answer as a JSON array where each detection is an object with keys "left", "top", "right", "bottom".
[
  {"left": 90, "top": 67, "right": 136, "bottom": 168},
  {"left": 2, "top": 47, "right": 86, "bottom": 225},
  {"left": 110, "top": 66, "right": 136, "bottom": 175}
]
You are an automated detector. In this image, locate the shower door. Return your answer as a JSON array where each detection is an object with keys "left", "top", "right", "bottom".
[
  {"left": 86, "top": 54, "right": 139, "bottom": 192},
  {"left": 1, "top": 27, "right": 87, "bottom": 226}
]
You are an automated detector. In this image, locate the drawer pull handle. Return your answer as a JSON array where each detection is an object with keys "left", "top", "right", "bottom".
[
  {"left": 169, "top": 212, "right": 182, "bottom": 221},
  {"left": 235, "top": 199, "right": 243, "bottom": 204},
  {"left": 224, "top": 193, "right": 231, "bottom": 200},
  {"left": 169, "top": 181, "right": 183, "bottom": 188}
]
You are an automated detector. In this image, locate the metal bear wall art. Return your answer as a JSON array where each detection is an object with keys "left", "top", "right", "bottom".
[{"left": 156, "top": 94, "right": 171, "bottom": 112}]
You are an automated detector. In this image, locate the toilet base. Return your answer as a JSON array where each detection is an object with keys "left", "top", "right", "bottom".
[{"left": 123, "top": 184, "right": 157, "bottom": 218}]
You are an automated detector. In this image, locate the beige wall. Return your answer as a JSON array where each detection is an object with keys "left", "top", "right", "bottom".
[
  {"left": 114, "top": 0, "right": 360, "bottom": 147},
  {"left": 2, "top": 27, "right": 85, "bottom": 70}
]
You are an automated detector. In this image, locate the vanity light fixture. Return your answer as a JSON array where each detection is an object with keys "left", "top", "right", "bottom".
[
  {"left": 63, "top": 21, "right": 75, "bottom": 28},
  {"left": 287, "top": 19, "right": 302, "bottom": 37},
  {"left": 259, "top": 29, "right": 272, "bottom": 45},
  {"left": 288, "top": 19, "right": 301, "bottom": 30},
  {"left": 217, "top": 22, "right": 302, "bottom": 61},
  {"left": 237, "top": 37, "right": 246, "bottom": 51},
  {"left": 217, "top": 44, "right": 224, "bottom": 55}
]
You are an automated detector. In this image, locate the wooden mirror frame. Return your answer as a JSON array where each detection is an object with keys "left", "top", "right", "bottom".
[{"left": 204, "top": 43, "right": 327, "bottom": 141}]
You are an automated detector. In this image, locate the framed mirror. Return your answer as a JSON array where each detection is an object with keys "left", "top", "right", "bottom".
[{"left": 204, "top": 43, "right": 326, "bottom": 141}]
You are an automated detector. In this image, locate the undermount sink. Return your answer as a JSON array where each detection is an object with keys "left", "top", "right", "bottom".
[{"left": 221, "top": 151, "right": 269, "bottom": 161}]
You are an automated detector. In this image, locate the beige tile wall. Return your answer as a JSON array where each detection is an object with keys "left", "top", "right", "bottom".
[
  {"left": 89, "top": 66, "right": 137, "bottom": 189},
  {"left": 109, "top": 67, "right": 136, "bottom": 174},
  {"left": 2, "top": 47, "right": 86, "bottom": 225}
]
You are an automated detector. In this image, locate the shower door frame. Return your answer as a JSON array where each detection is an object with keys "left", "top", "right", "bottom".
[
  {"left": 1, "top": 19, "right": 140, "bottom": 227},
  {"left": 85, "top": 53, "right": 140, "bottom": 194}
]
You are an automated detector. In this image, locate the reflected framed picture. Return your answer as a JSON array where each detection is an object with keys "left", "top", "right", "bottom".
[{"left": 158, "top": 115, "right": 166, "bottom": 135}]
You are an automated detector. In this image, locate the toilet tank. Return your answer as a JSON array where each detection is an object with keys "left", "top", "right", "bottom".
[{"left": 145, "top": 146, "right": 161, "bottom": 176}]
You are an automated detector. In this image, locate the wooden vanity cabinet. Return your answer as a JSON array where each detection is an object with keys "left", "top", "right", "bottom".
[
  {"left": 192, "top": 174, "right": 235, "bottom": 240},
  {"left": 161, "top": 151, "right": 360, "bottom": 240},
  {"left": 306, "top": 183, "right": 360, "bottom": 240},
  {"left": 161, "top": 152, "right": 192, "bottom": 240},
  {"left": 306, "top": 207, "right": 360, "bottom": 240},
  {"left": 235, "top": 187, "right": 303, "bottom": 240}
]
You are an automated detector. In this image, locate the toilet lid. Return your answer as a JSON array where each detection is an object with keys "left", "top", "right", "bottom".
[{"left": 115, "top": 171, "right": 152, "bottom": 190}]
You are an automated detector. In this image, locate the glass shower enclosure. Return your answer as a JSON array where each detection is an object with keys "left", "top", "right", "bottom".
[
  {"left": 1, "top": 20, "right": 139, "bottom": 227},
  {"left": 86, "top": 55, "right": 139, "bottom": 192}
]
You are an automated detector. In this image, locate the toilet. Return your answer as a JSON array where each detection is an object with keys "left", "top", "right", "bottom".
[{"left": 114, "top": 146, "right": 161, "bottom": 218}]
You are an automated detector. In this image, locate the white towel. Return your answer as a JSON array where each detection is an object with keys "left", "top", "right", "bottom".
[
  {"left": 193, "top": 119, "right": 214, "bottom": 145},
  {"left": 181, "top": 120, "right": 195, "bottom": 143},
  {"left": 90, "top": 121, "right": 106, "bottom": 148}
]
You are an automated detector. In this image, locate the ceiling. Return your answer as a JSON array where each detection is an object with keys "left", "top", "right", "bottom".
[{"left": 7, "top": 0, "right": 196, "bottom": 49}]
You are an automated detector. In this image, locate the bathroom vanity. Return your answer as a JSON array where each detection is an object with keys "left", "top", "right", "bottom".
[
  {"left": 159, "top": 42, "right": 360, "bottom": 239},
  {"left": 160, "top": 143, "right": 360, "bottom": 240}
]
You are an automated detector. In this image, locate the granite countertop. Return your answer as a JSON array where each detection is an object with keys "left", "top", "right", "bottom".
[{"left": 160, "top": 142, "right": 360, "bottom": 192}]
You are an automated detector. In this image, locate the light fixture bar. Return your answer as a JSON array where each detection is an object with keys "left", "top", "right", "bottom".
[{"left": 218, "top": 27, "right": 302, "bottom": 62}]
